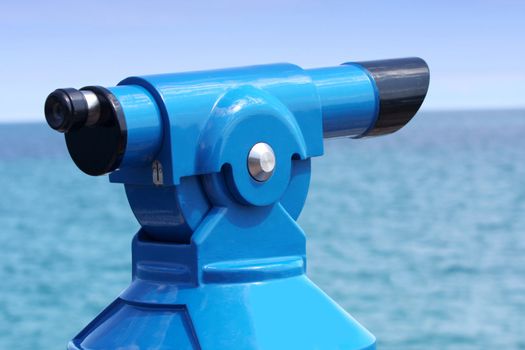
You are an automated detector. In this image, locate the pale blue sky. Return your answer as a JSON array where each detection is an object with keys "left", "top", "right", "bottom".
[{"left": 0, "top": 0, "right": 523, "bottom": 122}]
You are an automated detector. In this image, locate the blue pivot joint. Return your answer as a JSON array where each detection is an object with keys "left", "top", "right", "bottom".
[{"left": 45, "top": 57, "right": 429, "bottom": 350}]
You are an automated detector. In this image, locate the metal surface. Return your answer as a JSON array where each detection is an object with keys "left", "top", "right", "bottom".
[
  {"left": 80, "top": 90, "right": 101, "bottom": 127},
  {"left": 152, "top": 160, "right": 163, "bottom": 186},
  {"left": 248, "top": 142, "right": 276, "bottom": 181},
  {"left": 45, "top": 58, "right": 429, "bottom": 350}
]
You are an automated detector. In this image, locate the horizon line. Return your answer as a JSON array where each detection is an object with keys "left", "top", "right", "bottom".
[{"left": 1, "top": 107, "right": 523, "bottom": 125}]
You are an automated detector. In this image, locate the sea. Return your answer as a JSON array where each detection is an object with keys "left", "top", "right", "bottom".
[{"left": 0, "top": 110, "right": 524, "bottom": 349}]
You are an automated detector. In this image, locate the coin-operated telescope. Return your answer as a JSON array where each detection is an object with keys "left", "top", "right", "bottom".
[{"left": 45, "top": 58, "right": 429, "bottom": 350}]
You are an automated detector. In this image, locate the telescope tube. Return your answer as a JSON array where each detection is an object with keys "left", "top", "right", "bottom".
[{"left": 44, "top": 58, "right": 429, "bottom": 176}]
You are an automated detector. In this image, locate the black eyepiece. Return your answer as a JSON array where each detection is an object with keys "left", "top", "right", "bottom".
[
  {"left": 44, "top": 88, "right": 89, "bottom": 133},
  {"left": 44, "top": 86, "right": 127, "bottom": 175}
]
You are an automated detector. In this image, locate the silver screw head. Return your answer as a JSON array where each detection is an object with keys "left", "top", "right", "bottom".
[{"left": 248, "top": 142, "right": 276, "bottom": 182}]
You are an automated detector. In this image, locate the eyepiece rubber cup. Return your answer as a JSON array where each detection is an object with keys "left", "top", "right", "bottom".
[{"left": 44, "top": 88, "right": 88, "bottom": 133}]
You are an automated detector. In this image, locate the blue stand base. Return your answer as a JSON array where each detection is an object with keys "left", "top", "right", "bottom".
[{"left": 68, "top": 234, "right": 376, "bottom": 350}]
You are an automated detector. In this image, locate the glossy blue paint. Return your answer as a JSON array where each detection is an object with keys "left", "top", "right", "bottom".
[
  {"left": 307, "top": 65, "right": 379, "bottom": 139},
  {"left": 108, "top": 85, "right": 163, "bottom": 167},
  {"left": 65, "top": 61, "right": 398, "bottom": 350}
]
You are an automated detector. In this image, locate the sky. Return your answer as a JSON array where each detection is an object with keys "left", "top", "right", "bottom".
[{"left": 0, "top": 0, "right": 523, "bottom": 122}]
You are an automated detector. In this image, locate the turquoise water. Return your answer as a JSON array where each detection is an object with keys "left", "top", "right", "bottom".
[{"left": 0, "top": 111, "right": 524, "bottom": 349}]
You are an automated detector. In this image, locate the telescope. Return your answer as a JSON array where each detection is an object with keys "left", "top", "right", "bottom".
[{"left": 45, "top": 58, "right": 429, "bottom": 350}]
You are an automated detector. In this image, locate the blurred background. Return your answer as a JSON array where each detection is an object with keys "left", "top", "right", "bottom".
[{"left": 0, "top": 1, "right": 524, "bottom": 349}]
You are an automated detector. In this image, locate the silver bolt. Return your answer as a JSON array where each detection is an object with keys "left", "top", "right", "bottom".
[{"left": 248, "top": 142, "right": 276, "bottom": 182}]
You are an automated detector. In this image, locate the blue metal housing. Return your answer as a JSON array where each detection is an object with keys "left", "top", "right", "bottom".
[{"left": 46, "top": 59, "right": 429, "bottom": 350}]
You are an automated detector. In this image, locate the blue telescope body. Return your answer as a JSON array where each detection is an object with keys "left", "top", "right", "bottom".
[{"left": 45, "top": 58, "right": 429, "bottom": 350}]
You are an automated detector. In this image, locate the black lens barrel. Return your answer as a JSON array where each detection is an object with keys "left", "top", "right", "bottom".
[{"left": 352, "top": 57, "right": 430, "bottom": 137}]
